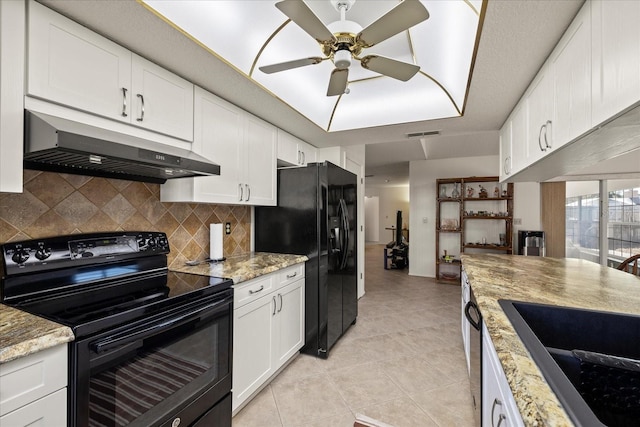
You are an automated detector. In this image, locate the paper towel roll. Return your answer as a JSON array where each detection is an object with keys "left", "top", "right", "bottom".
[{"left": 210, "top": 223, "right": 224, "bottom": 261}]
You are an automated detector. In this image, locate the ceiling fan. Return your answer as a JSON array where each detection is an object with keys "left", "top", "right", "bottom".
[{"left": 259, "top": 0, "right": 430, "bottom": 96}]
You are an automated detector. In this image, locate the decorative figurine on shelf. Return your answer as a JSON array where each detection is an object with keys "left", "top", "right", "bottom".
[
  {"left": 451, "top": 183, "right": 460, "bottom": 198},
  {"left": 479, "top": 185, "right": 488, "bottom": 198},
  {"left": 440, "top": 186, "right": 448, "bottom": 198},
  {"left": 494, "top": 186, "right": 500, "bottom": 198},
  {"left": 466, "top": 186, "right": 475, "bottom": 198},
  {"left": 502, "top": 189, "right": 508, "bottom": 197}
]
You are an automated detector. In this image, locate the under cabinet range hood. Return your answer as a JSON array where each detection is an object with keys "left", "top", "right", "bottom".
[{"left": 24, "top": 111, "right": 220, "bottom": 184}]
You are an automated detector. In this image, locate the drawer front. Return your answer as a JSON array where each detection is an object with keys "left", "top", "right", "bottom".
[
  {"left": 234, "top": 275, "right": 274, "bottom": 309},
  {"left": 0, "top": 344, "right": 67, "bottom": 416},
  {"left": 277, "top": 264, "right": 305, "bottom": 289},
  {"left": 0, "top": 388, "right": 67, "bottom": 427}
]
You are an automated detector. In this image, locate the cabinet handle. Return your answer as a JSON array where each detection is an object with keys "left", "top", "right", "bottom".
[
  {"left": 239, "top": 183, "right": 244, "bottom": 201},
  {"left": 246, "top": 184, "right": 250, "bottom": 201},
  {"left": 121, "top": 88, "right": 128, "bottom": 117},
  {"left": 272, "top": 296, "right": 276, "bottom": 316},
  {"left": 491, "top": 398, "right": 503, "bottom": 427},
  {"left": 278, "top": 293, "right": 283, "bottom": 313},
  {"left": 286, "top": 271, "right": 297, "bottom": 279},
  {"left": 136, "top": 94, "right": 145, "bottom": 122},
  {"left": 496, "top": 414, "right": 506, "bottom": 427},
  {"left": 301, "top": 151, "right": 305, "bottom": 164},
  {"left": 249, "top": 285, "right": 264, "bottom": 295},
  {"left": 544, "top": 120, "right": 552, "bottom": 149},
  {"left": 503, "top": 156, "right": 511, "bottom": 175},
  {"left": 538, "top": 124, "right": 546, "bottom": 152},
  {"left": 297, "top": 150, "right": 301, "bottom": 165}
]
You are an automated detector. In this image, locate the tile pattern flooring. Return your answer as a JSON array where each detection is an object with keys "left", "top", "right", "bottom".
[{"left": 232, "top": 244, "right": 475, "bottom": 427}]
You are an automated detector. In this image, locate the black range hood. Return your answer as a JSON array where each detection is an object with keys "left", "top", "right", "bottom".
[{"left": 24, "top": 111, "right": 220, "bottom": 184}]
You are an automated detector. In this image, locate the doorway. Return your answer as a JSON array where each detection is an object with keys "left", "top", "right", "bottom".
[{"left": 364, "top": 196, "right": 380, "bottom": 242}]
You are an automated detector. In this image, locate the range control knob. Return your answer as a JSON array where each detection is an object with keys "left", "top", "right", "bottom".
[
  {"left": 11, "top": 249, "right": 30, "bottom": 264},
  {"left": 35, "top": 248, "right": 52, "bottom": 260}
]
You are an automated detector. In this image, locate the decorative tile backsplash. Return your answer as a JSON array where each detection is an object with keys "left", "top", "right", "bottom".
[{"left": 0, "top": 171, "right": 251, "bottom": 269}]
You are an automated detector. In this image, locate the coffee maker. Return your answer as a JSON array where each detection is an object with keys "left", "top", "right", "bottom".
[{"left": 518, "top": 230, "right": 545, "bottom": 256}]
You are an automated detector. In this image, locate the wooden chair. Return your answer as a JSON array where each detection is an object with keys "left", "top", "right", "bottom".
[{"left": 617, "top": 254, "right": 640, "bottom": 276}]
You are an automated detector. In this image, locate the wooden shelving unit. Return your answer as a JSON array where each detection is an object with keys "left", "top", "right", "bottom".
[{"left": 436, "top": 176, "right": 514, "bottom": 284}]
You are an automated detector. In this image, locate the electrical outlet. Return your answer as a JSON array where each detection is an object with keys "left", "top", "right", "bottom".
[
  {"left": 422, "top": 217, "right": 428, "bottom": 223},
  {"left": 225, "top": 222, "right": 231, "bottom": 234},
  {"left": 514, "top": 218, "right": 522, "bottom": 225}
]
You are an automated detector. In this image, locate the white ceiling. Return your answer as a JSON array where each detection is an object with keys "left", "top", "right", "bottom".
[{"left": 39, "top": 0, "right": 585, "bottom": 185}]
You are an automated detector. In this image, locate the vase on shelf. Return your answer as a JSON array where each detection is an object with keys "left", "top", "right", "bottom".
[
  {"left": 440, "top": 186, "right": 448, "bottom": 198},
  {"left": 451, "top": 183, "right": 460, "bottom": 198}
]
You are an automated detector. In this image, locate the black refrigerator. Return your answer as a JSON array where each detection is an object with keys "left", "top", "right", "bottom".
[{"left": 255, "top": 161, "right": 357, "bottom": 358}]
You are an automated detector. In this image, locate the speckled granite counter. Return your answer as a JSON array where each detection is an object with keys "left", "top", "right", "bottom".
[
  {"left": 0, "top": 304, "right": 74, "bottom": 364},
  {"left": 170, "top": 252, "right": 308, "bottom": 284},
  {"left": 461, "top": 254, "right": 640, "bottom": 426}
]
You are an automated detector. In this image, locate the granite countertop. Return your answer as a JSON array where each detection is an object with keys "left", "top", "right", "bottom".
[
  {"left": 0, "top": 304, "right": 74, "bottom": 364},
  {"left": 461, "top": 254, "right": 640, "bottom": 426},
  {"left": 170, "top": 252, "right": 308, "bottom": 284}
]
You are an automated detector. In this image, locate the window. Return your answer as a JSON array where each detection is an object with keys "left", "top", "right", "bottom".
[{"left": 566, "top": 180, "right": 640, "bottom": 267}]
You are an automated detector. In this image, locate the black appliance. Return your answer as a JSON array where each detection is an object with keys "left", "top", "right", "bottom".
[
  {"left": 24, "top": 111, "right": 221, "bottom": 184},
  {"left": 518, "top": 230, "right": 545, "bottom": 256},
  {"left": 385, "top": 210, "right": 408, "bottom": 269},
  {"left": 254, "top": 161, "right": 357, "bottom": 358},
  {"left": 464, "top": 287, "right": 482, "bottom": 426},
  {"left": 0, "top": 232, "right": 233, "bottom": 427}
]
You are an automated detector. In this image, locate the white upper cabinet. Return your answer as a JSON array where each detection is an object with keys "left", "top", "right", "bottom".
[
  {"left": 129, "top": 54, "right": 194, "bottom": 140},
  {"left": 510, "top": 102, "right": 527, "bottom": 175},
  {"left": 244, "top": 115, "right": 277, "bottom": 205},
  {"left": 525, "top": 66, "right": 554, "bottom": 165},
  {"left": 277, "top": 129, "right": 317, "bottom": 166},
  {"left": 161, "top": 87, "right": 276, "bottom": 206},
  {"left": 591, "top": 0, "right": 640, "bottom": 126},
  {"left": 499, "top": 120, "right": 512, "bottom": 182},
  {"left": 550, "top": 2, "right": 591, "bottom": 149},
  {"left": 27, "top": 1, "right": 193, "bottom": 141}
]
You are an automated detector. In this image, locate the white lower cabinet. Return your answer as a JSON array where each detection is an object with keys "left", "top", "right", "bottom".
[
  {"left": 232, "top": 264, "right": 305, "bottom": 413},
  {"left": 461, "top": 269, "right": 471, "bottom": 374},
  {"left": 0, "top": 344, "right": 68, "bottom": 426},
  {"left": 482, "top": 323, "right": 524, "bottom": 427}
]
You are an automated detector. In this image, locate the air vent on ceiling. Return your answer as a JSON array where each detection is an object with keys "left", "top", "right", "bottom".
[{"left": 406, "top": 130, "right": 441, "bottom": 138}]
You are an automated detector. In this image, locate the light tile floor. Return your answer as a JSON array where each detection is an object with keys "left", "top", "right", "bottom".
[{"left": 232, "top": 244, "right": 475, "bottom": 427}]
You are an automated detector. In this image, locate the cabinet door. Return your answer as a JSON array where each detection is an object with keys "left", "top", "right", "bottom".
[
  {"left": 274, "top": 279, "right": 305, "bottom": 367},
  {"left": 232, "top": 294, "right": 276, "bottom": 412},
  {"left": 591, "top": 0, "right": 640, "bottom": 126},
  {"left": 277, "top": 129, "right": 300, "bottom": 166},
  {"left": 499, "top": 121, "right": 512, "bottom": 181},
  {"left": 243, "top": 115, "right": 277, "bottom": 206},
  {"left": 298, "top": 140, "right": 317, "bottom": 166},
  {"left": 510, "top": 103, "right": 527, "bottom": 174},
  {"left": 0, "top": 388, "right": 66, "bottom": 427},
  {"left": 131, "top": 54, "right": 194, "bottom": 141},
  {"left": 551, "top": 3, "right": 591, "bottom": 148},
  {"left": 526, "top": 68, "right": 553, "bottom": 164},
  {"left": 193, "top": 88, "right": 243, "bottom": 203},
  {"left": 27, "top": 1, "right": 131, "bottom": 123}
]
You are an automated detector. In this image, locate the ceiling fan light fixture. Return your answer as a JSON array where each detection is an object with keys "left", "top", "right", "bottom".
[{"left": 333, "top": 49, "right": 352, "bottom": 69}]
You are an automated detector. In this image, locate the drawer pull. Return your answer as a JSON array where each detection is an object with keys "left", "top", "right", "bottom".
[
  {"left": 249, "top": 285, "right": 264, "bottom": 295},
  {"left": 491, "top": 398, "right": 503, "bottom": 427},
  {"left": 286, "top": 272, "right": 297, "bottom": 279}
]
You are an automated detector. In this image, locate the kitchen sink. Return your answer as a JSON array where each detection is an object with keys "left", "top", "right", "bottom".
[{"left": 499, "top": 300, "right": 640, "bottom": 427}]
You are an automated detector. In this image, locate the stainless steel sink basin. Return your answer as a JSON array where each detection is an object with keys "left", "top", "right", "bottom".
[{"left": 499, "top": 300, "right": 640, "bottom": 427}]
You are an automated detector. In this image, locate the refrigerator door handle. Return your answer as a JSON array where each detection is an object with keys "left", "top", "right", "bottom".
[{"left": 339, "top": 199, "right": 349, "bottom": 270}]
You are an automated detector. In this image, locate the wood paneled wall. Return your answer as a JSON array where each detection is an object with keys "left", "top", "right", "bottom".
[{"left": 541, "top": 182, "right": 566, "bottom": 258}]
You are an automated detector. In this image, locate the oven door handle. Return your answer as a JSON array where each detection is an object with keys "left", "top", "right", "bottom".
[{"left": 92, "top": 295, "right": 232, "bottom": 355}]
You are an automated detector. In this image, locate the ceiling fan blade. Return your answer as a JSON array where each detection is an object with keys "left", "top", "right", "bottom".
[
  {"left": 327, "top": 68, "right": 349, "bottom": 96},
  {"left": 356, "top": 0, "right": 430, "bottom": 48},
  {"left": 276, "top": 0, "right": 337, "bottom": 45},
  {"left": 360, "top": 55, "right": 420, "bottom": 81},
  {"left": 259, "top": 57, "right": 325, "bottom": 74}
]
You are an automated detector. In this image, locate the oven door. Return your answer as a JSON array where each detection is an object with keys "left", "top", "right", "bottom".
[{"left": 71, "top": 289, "right": 232, "bottom": 427}]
